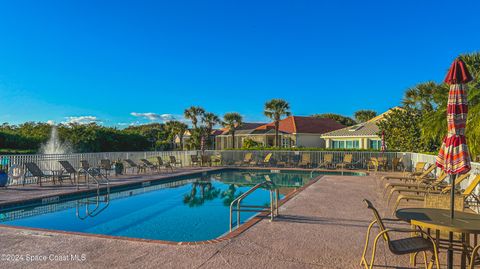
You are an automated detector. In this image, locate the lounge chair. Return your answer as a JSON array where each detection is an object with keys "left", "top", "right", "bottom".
[
  {"left": 239, "top": 152, "right": 253, "bottom": 166},
  {"left": 24, "top": 162, "right": 54, "bottom": 186},
  {"left": 261, "top": 153, "right": 273, "bottom": 167},
  {"left": 383, "top": 165, "right": 436, "bottom": 196},
  {"left": 201, "top": 155, "right": 211, "bottom": 167},
  {"left": 298, "top": 153, "right": 311, "bottom": 168},
  {"left": 381, "top": 162, "right": 427, "bottom": 184},
  {"left": 318, "top": 154, "right": 333, "bottom": 169},
  {"left": 336, "top": 154, "right": 353, "bottom": 169},
  {"left": 140, "top": 159, "right": 158, "bottom": 172},
  {"left": 391, "top": 173, "right": 480, "bottom": 213},
  {"left": 276, "top": 156, "right": 289, "bottom": 167},
  {"left": 100, "top": 159, "right": 115, "bottom": 178},
  {"left": 385, "top": 172, "right": 451, "bottom": 205},
  {"left": 169, "top": 156, "right": 182, "bottom": 167},
  {"left": 124, "top": 159, "right": 146, "bottom": 174},
  {"left": 156, "top": 157, "right": 173, "bottom": 172},
  {"left": 211, "top": 154, "right": 221, "bottom": 166},
  {"left": 361, "top": 199, "right": 440, "bottom": 269},
  {"left": 287, "top": 155, "right": 300, "bottom": 168},
  {"left": 190, "top": 155, "right": 200, "bottom": 166},
  {"left": 58, "top": 160, "right": 81, "bottom": 185}
]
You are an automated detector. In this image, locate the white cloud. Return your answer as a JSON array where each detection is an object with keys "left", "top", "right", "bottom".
[
  {"left": 46, "top": 120, "right": 55, "bottom": 125},
  {"left": 130, "top": 112, "right": 177, "bottom": 122},
  {"left": 63, "top": 116, "right": 101, "bottom": 125}
]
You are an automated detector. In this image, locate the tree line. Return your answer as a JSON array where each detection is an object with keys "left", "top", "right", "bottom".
[
  {"left": 377, "top": 52, "right": 480, "bottom": 157},
  {"left": 0, "top": 98, "right": 380, "bottom": 154}
]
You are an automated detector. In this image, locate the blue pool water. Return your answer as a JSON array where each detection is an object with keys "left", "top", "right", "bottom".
[{"left": 0, "top": 169, "right": 364, "bottom": 242}]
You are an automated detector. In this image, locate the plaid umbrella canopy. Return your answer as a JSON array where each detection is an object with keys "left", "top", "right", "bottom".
[{"left": 436, "top": 58, "right": 473, "bottom": 175}]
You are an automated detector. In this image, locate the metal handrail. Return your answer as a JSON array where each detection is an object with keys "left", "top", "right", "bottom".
[
  {"left": 81, "top": 167, "right": 110, "bottom": 195},
  {"left": 229, "top": 180, "right": 279, "bottom": 232},
  {"left": 76, "top": 190, "right": 110, "bottom": 220}
]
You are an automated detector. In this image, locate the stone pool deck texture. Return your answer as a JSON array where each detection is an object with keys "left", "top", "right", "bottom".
[{"left": 0, "top": 169, "right": 461, "bottom": 268}]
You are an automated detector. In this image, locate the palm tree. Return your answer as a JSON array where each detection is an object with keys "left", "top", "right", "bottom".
[
  {"left": 354, "top": 110, "right": 377, "bottom": 123},
  {"left": 202, "top": 112, "right": 220, "bottom": 134},
  {"left": 222, "top": 112, "right": 243, "bottom": 149},
  {"left": 264, "top": 99, "right": 291, "bottom": 147},
  {"left": 184, "top": 106, "right": 205, "bottom": 129},
  {"left": 402, "top": 82, "right": 442, "bottom": 112},
  {"left": 202, "top": 112, "right": 220, "bottom": 149}
]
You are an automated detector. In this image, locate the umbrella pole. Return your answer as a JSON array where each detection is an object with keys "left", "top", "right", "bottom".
[{"left": 447, "top": 174, "right": 456, "bottom": 269}]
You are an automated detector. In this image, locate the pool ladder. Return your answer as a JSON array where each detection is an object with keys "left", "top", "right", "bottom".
[
  {"left": 78, "top": 168, "right": 110, "bottom": 195},
  {"left": 229, "top": 180, "right": 280, "bottom": 232},
  {"left": 75, "top": 168, "right": 110, "bottom": 220},
  {"left": 76, "top": 190, "right": 110, "bottom": 220}
]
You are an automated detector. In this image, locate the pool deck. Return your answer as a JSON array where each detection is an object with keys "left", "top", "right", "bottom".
[{"left": 0, "top": 169, "right": 458, "bottom": 268}]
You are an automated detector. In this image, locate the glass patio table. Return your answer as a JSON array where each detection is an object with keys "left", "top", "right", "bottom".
[{"left": 396, "top": 207, "right": 480, "bottom": 269}]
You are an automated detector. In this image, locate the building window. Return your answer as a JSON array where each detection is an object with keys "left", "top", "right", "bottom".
[
  {"left": 332, "top": 140, "right": 359, "bottom": 149},
  {"left": 369, "top": 140, "right": 382, "bottom": 150},
  {"left": 281, "top": 137, "right": 291, "bottom": 148}
]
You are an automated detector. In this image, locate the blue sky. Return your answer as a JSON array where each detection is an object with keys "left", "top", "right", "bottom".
[{"left": 0, "top": 0, "right": 479, "bottom": 127}]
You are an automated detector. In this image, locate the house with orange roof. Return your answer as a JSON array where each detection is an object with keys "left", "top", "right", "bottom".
[{"left": 215, "top": 116, "right": 345, "bottom": 149}]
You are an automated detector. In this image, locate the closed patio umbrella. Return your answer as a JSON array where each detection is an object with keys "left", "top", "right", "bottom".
[{"left": 435, "top": 58, "right": 473, "bottom": 269}]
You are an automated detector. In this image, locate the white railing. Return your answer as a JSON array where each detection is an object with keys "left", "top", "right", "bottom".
[
  {"left": 2, "top": 150, "right": 480, "bottom": 189},
  {"left": 0, "top": 150, "right": 197, "bottom": 185}
]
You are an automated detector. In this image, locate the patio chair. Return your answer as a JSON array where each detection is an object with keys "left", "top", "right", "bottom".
[
  {"left": 361, "top": 199, "right": 440, "bottom": 269},
  {"left": 336, "top": 154, "right": 353, "bottom": 170},
  {"left": 470, "top": 244, "right": 480, "bottom": 269},
  {"left": 298, "top": 153, "right": 311, "bottom": 168},
  {"left": 58, "top": 160, "right": 80, "bottom": 185},
  {"left": 99, "top": 159, "right": 115, "bottom": 178},
  {"left": 318, "top": 154, "right": 333, "bottom": 169},
  {"left": 169, "top": 156, "right": 182, "bottom": 167},
  {"left": 391, "top": 173, "right": 480, "bottom": 213},
  {"left": 124, "top": 159, "right": 146, "bottom": 174},
  {"left": 24, "top": 162, "right": 54, "bottom": 186},
  {"left": 156, "top": 157, "right": 173, "bottom": 172},
  {"left": 140, "top": 159, "right": 158, "bottom": 172},
  {"left": 391, "top": 157, "right": 405, "bottom": 172},
  {"left": 377, "top": 157, "right": 388, "bottom": 171},
  {"left": 190, "top": 155, "right": 200, "bottom": 166}
]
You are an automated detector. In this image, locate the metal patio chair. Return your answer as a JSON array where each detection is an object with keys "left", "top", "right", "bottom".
[
  {"left": 169, "top": 156, "right": 182, "bottom": 167},
  {"left": 361, "top": 199, "right": 440, "bottom": 269},
  {"left": 140, "top": 159, "right": 158, "bottom": 172},
  {"left": 24, "top": 162, "right": 54, "bottom": 186}
]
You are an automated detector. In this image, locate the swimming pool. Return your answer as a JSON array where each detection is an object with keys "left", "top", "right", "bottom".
[{"left": 0, "top": 169, "right": 365, "bottom": 242}]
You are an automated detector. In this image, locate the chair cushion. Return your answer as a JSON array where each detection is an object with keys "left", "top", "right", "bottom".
[{"left": 389, "top": 236, "right": 433, "bottom": 255}]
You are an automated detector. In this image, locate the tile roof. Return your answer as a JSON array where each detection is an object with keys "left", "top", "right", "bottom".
[
  {"left": 321, "top": 121, "right": 380, "bottom": 137},
  {"left": 218, "top": 122, "right": 266, "bottom": 135},
  {"left": 321, "top": 108, "right": 401, "bottom": 138},
  {"left": 255, "top": 116, "right": 345, "bottom": 134}
]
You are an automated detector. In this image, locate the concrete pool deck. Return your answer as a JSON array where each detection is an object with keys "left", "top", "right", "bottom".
[{"left": 0, "top": 170, "right": 457, "bottom": 268}]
